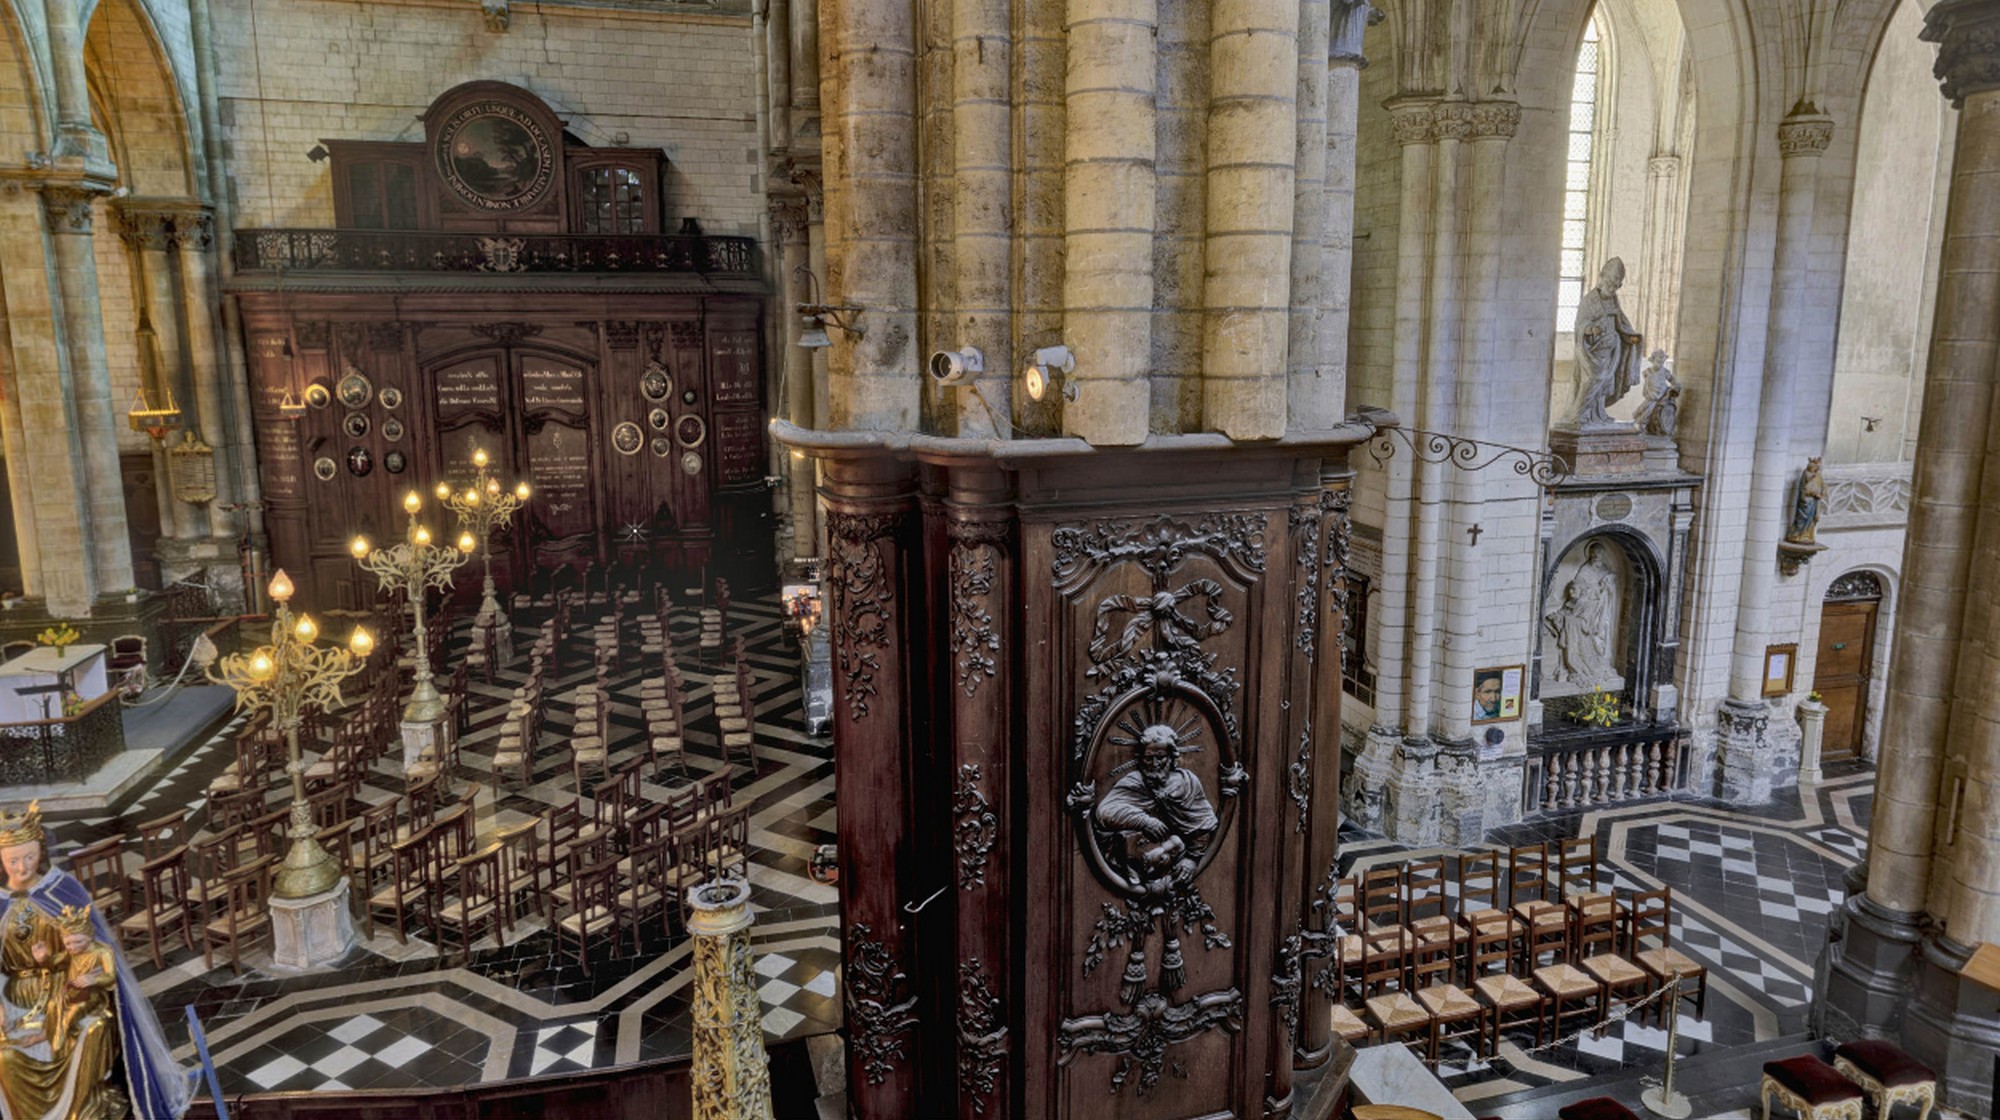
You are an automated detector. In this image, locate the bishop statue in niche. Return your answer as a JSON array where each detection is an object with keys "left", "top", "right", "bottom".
[
  {"left": 1543, "top": 540, "right": 1621, "bottom": 693},
  {"left": 1092, "top": 713, "right": 1218, "bottom": 895}
]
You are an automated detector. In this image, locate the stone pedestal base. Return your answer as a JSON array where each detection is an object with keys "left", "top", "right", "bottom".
[
  {"left": 1796, "top": 700, "right": 1828, "bottom": 784},
  {"left": 1715, "top": 699, "right": 1774, "bottom": 804},
  {"left": 477, "top": 602, "right": 515, "bottom": 665},
  {"left": 1385, "top": 738, "right": 1443, "bottom": 844},
  {"left": 1550, "top": 425, "right": 1681, "bottom": 478},
  {"left": 271, "top": 879, "right": 355, "bottom": 970},
  {"left": 1342, "top": 726, "right": 1399, "bottom": 833},
  {"left": 401, "top": 716, "right": 442, "bottom": 774}
]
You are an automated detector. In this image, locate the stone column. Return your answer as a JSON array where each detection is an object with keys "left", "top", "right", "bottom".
[
  {"left": 951, "top": 0, "right": 1013, "bottom": 439},
  {"left": 1638, "top": 154, "right": 1685, "bottom": 355},
  {"left": 821, "top": 0, "right": 919, "bottom": 432},
  {"left": 171, "top": 207, "right": 241, "bottom": 545},
  {"left": 1817, "top": 3, "right": 2000, "bottom": 1101},
  {"left": 1310, "top": 1, "right": 1376, "bottom": 432},
  {"left": 42, "top": 0, "right": 106, "bottom": 170},
  {"left": 1403, "top": 103, "right": 1469, "bottom": 741},
  {"left": 1200, "top": 0, "right": 1300, "bottom": 439},
  {"left": 688, "top": 878, "right": 776, "bottom": 1120},
  {"left": 1715, "top": 103, "right": 1832, "bottom": 805},
  {"left": 772, "top": 196, "right": 818, "bottom": 564},
  {"left": 1368, "top": 100, "right": 1436, "bottom": 734},
  {"left": 1285, "top": 0, "right": 1330, "bottom": 434},
  {"left": 767, "top": 0, "right": 793, "bottom": 154},
  {"left": 41, "top": 185, "right": 134, "bottom": 601},
  {"left": 117, "top": 204, "right": 201, "bottom": 544},
  {"left": 1061, "top": 0, "right": 1155, "bottom": 443}
]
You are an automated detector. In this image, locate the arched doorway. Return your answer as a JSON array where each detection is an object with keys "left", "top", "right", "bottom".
[{"left": 1813, "top": 570, "right": 1883, "bottom": 761}]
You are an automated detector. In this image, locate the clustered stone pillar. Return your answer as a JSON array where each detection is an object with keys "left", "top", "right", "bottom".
[
  {"left": 950, "top": 0, "right": 1013, "bottom": 440},
  {"left": 1716, "top": 103, "right": 1833, "bottom": 806},
  {"left": 41, "top": 186, "right": 135, "bottom": 601},
  {"left": 1062, "top": 0, "right": 1156, "bottom": 443},
  {"left": 820, "top": 0, "right": 919, "bottom": 432},
  {"left": 1200, "top": 0, "right": 1300, "bottom": 439},
  {"left": 1817, "top": 2, "right": 2000, "bottom": 1111}
]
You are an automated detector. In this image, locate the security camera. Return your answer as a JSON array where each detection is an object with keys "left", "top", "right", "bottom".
[{"left": 928, "top": 346, "right": 984, "bottom": 387}]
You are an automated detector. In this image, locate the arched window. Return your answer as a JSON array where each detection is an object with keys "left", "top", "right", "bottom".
[{"left": 1555, "top": 15, "right": 1605, "bottom": 334}]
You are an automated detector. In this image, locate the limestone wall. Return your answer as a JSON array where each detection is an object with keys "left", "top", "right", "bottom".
[{"left": 209, "top": 0, "right": 762, "bottom": 236}]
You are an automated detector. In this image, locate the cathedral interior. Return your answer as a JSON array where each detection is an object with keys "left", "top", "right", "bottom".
[{"left": 0, "top": 0, "right": 1990, "bottom": 1115}]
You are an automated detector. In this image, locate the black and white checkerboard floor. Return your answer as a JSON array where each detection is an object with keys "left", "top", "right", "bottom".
[
  {"left": 1341, "top": 763, "right": 1875, "bottom": 1106},
  {"left": 41, "top": 588, "right": 841, "bottom": 1096}
]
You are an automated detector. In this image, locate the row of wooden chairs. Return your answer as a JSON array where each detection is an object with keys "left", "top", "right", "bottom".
[{"left": 1324, "top": 840, "right": 1708, "bottom": 1063}]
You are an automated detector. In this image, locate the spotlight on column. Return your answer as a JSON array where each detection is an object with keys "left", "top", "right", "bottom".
[{"left": 1023, "top": 345, "right": 1077, "bottom": 403}]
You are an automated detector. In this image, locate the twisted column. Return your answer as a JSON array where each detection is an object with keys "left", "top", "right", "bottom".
[{"left": 689, "top": 879, "right": 775, "bottom": 1120}]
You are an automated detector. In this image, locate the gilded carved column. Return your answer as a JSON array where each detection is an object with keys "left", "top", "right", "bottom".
[
  {"left": 944, "top": 468, "right": 1012, "bottom": 1118},
  {"left": 41, "top": 184, "right": 134, "bottom": 600},
  {"left": 688, "top": 879, "right": 775, "bottom": 1120},
  {"left": 823, "top": 457, "right": 919, "bottom": 1117}
]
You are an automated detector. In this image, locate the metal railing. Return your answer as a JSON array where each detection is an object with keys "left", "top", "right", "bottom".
[{"left": 233, "top": 228, "right": 760, "bottom": 278}]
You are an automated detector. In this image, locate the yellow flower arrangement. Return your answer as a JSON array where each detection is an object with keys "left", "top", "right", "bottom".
[
  {"left": 1576, "top": 687, "right": 1622, "bottom": 729},
  {"left": 35, "top": 624, "right": 80, "bottom": 654}
]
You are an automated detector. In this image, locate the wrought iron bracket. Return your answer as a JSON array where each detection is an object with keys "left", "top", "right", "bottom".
[{"left": 1367, "top": 426, "right": 1572, "bottom": 486}]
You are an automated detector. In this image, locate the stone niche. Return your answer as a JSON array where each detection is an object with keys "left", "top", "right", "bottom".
[{"left": 1525, "top": 430, "right": 1701, "bottom": 814}]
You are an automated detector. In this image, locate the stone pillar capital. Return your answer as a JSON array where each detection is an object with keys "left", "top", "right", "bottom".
[
  {"left": 788, "top": 162, "right": 824, "bottom": 220},
  {"left": 1468, "top": 100, "right": 1521, "bottom": 141},
  {"left": 1384, "top": 98, "right": 1437, "bottom": 146},
  {"left": 1432, "top": 102, "right": 1477, "bottom": 142},
  {"left": 1777, "top": 102, "right": 1835, "bottom": 158},
  {"left": 170, "top": 208, "right": 215, "bottom": 251},
  {"left": 1923, "top": 0, "right": 2000, "bottom": 107},
  {"left": 1329, "top": 0, "right": 1382, "bottom": 67},
  {"left": 114, "top": 206, "right": 173, "bottom": 251},
  {"left": 768, "top": 193, "right": 809, "bottom": 242},
  {"left": 38, "top": 183, "right": 105, "bottom": 233}
]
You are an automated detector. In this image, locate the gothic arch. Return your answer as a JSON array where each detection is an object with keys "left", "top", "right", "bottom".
[{"left": 82, "top": 0, "right": 195, "bottom": 196}]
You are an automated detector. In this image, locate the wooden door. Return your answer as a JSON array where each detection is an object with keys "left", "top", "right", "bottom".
[{"left": 1813, "top": 598, "right": 1878, "bottom": 760}]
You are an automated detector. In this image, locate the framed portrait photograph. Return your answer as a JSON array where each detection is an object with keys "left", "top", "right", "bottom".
[
  {"left": 1471, "top": 664, "right": 1525, "bottom": 724},
  {"left": 1763, "top": 643, "right": 1797, "bottom": 697}
]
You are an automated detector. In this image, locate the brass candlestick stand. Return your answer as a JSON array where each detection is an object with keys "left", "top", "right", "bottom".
[
  {"left": 440, "top": 448, "right": 530, "bottom": 631},
  {"left": 351, "top": 490, "right": 473, "bottom": 726},
  {"left": 208, "top": 569, "right": 373, "bottom": 899}
]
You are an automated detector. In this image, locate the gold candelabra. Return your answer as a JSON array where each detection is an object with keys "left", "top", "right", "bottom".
[
  {"left": 440, "top": 448, "right": 531, "bottom": 628},
  {"left": 208, "top": 569, "right": 373, "bottom": 899},
  {"left": 351, "top": 490, "right": 474, "bottom": 726}
]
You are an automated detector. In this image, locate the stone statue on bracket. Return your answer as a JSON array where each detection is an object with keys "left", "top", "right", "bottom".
[
  {"left": 1567, "top": 257, "right": 1644, "bottom": 430},
  {"left": 1635, "top": 350, "right": 1680, "bottom": 438},
  {"left": 1785, "top": 457, "right": 1827, "bottom": 546},
  {"left": 1543, "top": 541, "right": 1617, "bottom": 688}
]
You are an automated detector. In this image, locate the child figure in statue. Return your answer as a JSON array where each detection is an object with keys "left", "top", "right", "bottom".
[{"left": 0, "top": 803, "right": 196, "bottom": 1119}]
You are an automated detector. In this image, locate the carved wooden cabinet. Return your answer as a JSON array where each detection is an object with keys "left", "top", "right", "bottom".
[{"left": 794, "top": 428, "right": 1371, "bottom": 1120}]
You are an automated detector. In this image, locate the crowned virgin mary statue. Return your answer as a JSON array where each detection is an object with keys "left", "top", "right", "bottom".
[{"left": 0, "top": 803, "right": 196, "bottom": 1119}]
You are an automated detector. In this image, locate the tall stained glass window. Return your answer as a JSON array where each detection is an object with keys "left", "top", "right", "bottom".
[{"left": 1555, "top": 15, "right": 1603, "bottom": 333}]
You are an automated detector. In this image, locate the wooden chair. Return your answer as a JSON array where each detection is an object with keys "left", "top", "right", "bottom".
[
  {"left": 1359, "top": 864, "right": 1414, "bottom": 984},
  {"left": 550, "top": 831, "right": 616, "bottom": 915},
  {"left": 716, "top": 658, "right": 758, "bottom": 770},
  {"left": 1559, "top": 836, "right": 1620, "bottom": 925},
  {"left": 663, "top": 782, "right": 701, "bottom": 836},
  {"left": 1577, "top": 901, "right": 1649, "bottom": 1024},
  {"left": 67, "top": 835, "right": 127, "bottom": 926},
  {"left": 1627, "top": 887, "right": 1707, "bottom": 1025},
  {"left": 436, "top": 846, "right": 505, "bottom": 962},
  {"left": 1468, "top": 916, "right": 1545, "bottom": 1050},
  {"left": 1530, "top": 908, "right": 1599, "bottom": 1038},
  {"left": 119, "top": 844, "right": 195, "bottom": 969},
  {"left": 126, "top": 811, "right": 188, "bottom": 898},
  {"left": 353, "top": 801, "right": 401, "bottom": 897},
  {"left": 494, "top": 820, "right": 550, "bottom": 930},
  {"left": 708, "top": 804, "right": 751, "bottom": 882},
  {"left": 616, "top": 836, "right": 673, "bottom": 946},
  {"left": 1410, "top": 932, "right": 1486, "bottom": 1061},
  {"left": 648, "top": 686, "right": 689, "bottom": 781},
  {"left": 369, "top": 828, "right": 432, "bottom": 945},
  {"left": 555, "top": 857, "right": 623, "bottom": 976},
  {"left": 245, "top": 808, "right": 290, "bottom": 864},
  {"left": 1360, "top": 914, "right": 1429, "bottom": 1055},
  {"left": 593, "top": 757, "right": 646, "bottom": 835},
  {"left": 1509, "top": 842, "right": 1568, "bottom": 967},
  {"left": 202, "top": 856, "right": 276, "bottom": 976},
  {"left": 186, "top": 827, "right": 242, "bottom": 923},
  {"left": 695, "top": 769, "right": 734, "bottom": 822},
  {"left": 1404, "top": 857, "right": 1466, "bottom": 963}
]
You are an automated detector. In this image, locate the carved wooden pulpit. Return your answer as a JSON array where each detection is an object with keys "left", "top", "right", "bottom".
[{"left": 780, "top": 419, "right": 1377, "bottom": 1120}]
